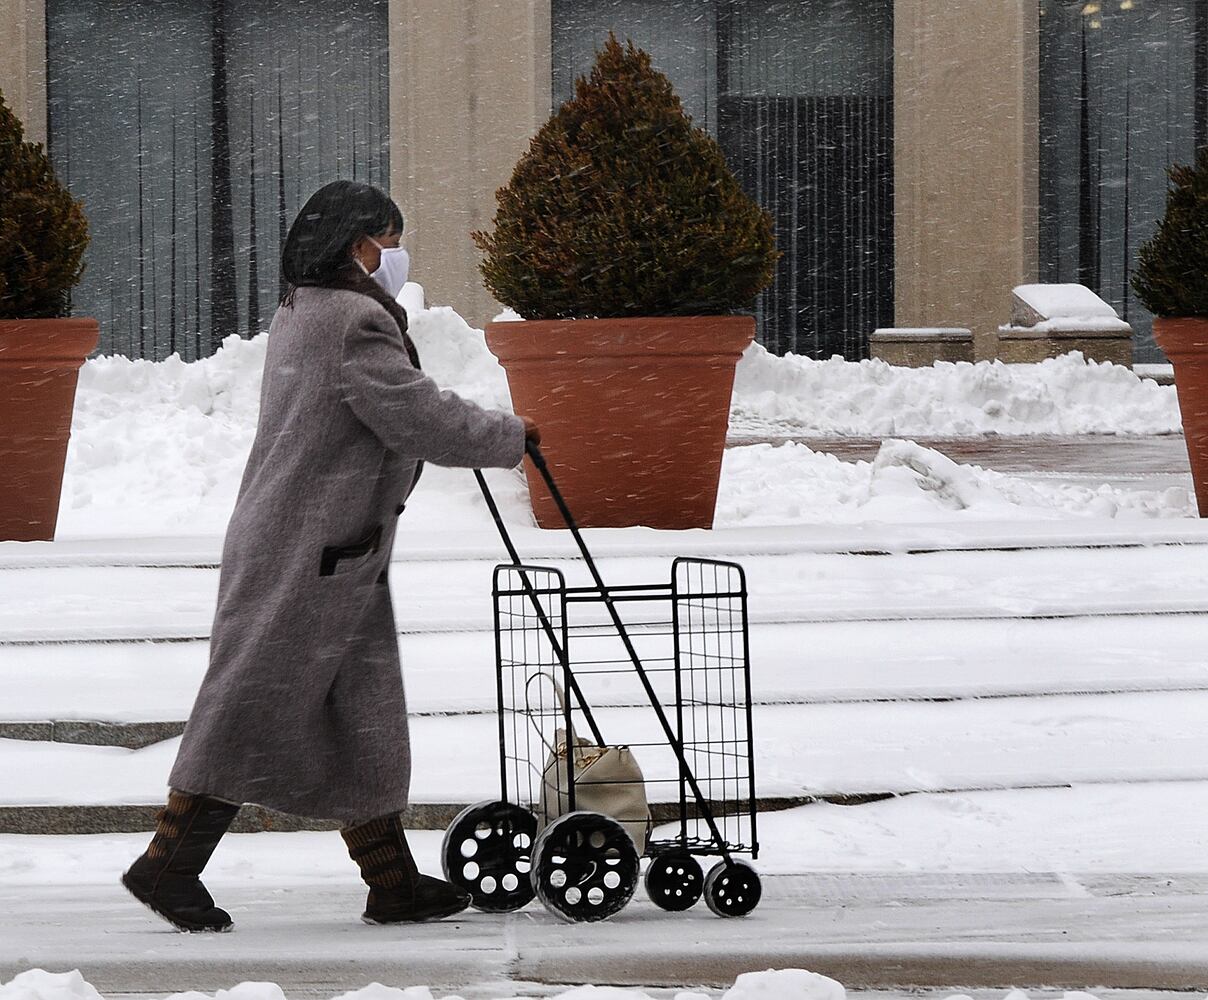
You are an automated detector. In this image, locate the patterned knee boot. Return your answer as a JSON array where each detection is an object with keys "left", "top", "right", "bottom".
[
  {"left": 342, "top": 814, "right": 471, "bottom": 923},
  {"left": 121, "top": 790, "right": 240, "bottom": 932}
]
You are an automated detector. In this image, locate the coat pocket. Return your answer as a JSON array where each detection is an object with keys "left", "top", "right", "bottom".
[{"left": 319, "top": 524, "right": 383, "bottom": 578}]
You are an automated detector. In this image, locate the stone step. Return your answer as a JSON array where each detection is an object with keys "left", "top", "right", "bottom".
[
  {"left": 7, "top": 518, "right": 1208, "bottom": 572},
  {"left": 0, "top": 794, "right": 838, "bottom": 836},
  {"left": 9, "top": 665, "right": 1208, "bottom": 749},
  {"left": 5, "top": 542, "right": 1208, "bottom": 644},
  {"left": 0, "top": 776, "right": 1192, "bottom": 836},
  {"left": 6, "top": 692, "right": 1202, "bottom": 831},
  {"left": 5, "top": 614, "right": 1208, "bottom": 733},
  {"left": 0, "top": 721, "right": 183, "bottom": 749}
]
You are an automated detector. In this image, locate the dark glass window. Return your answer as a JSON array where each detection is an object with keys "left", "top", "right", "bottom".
[
  {"left": 551, "top": 0, "right": 894, "bottom": 359},
  {"left": 47, "top": 0, "right": 390, "bottom": 361},
  {"left": 1039, "top": 0, "right": 1206, "bottom": 362}
]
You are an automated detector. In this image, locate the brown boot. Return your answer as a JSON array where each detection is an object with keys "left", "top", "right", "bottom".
[
  {"left": 342, "top": 814, "right": 471, "bottom": 923},
  {"left": 121, "top": 790, "right": 240, "bottom": 932}
]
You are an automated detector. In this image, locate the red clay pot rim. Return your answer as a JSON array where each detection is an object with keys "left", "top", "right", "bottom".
[
  {"left": 0, "top": 317, "right": 100, "bottom": 364},
  {"left": 1152, "top": 316, "right": 1208, "bottom": 358},
  {"left": 485, "top": 315, "right": 755, "bottom": 361}
]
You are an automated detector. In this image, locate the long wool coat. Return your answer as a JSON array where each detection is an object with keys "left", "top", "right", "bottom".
[{"left": 169, "top": 286, "right": 525, "bottom": 823}]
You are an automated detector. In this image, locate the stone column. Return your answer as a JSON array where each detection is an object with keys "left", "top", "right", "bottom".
[
  {"left": 894, "top": 0, "right": 1039, "bottom": 359},
  {"left": 0, "top": 0, "right": 47, "bottom": 145},
  {"left": 390, "top": 0, "right": 552, "bottom": 328}
]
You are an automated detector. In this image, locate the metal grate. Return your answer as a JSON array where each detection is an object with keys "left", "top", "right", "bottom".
[{"left": 493, "top": 558, "right": 757, "bottom": 861}]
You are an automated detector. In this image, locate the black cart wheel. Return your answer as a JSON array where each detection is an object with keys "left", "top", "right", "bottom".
[
  {"left": 531, "top": 811, "right": 640, "bottom": 922},
  {"left": 702, "top": 860, "right": 761, "bottom": 917},
  {"left": 441, "top": 799, "right": 537, "bottom": 912},
  {"left": 644, "top": 853, "right": 703, "bottom": 911}
]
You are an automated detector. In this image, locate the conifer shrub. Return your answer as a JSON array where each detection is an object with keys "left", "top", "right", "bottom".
[
  {"left": 474, "top": 35, "right": 777, "bottom": 320},
  {"left": 1133, "top": 146, "right": 1208, "bottom": 318},
  {"left": 0, "top": 89, "right": 88, "bottom": 320}
]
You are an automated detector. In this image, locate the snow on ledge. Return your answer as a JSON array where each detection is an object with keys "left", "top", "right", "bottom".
[{"left": 1013, "top": 283, "right": 1121, "bottom": 320}]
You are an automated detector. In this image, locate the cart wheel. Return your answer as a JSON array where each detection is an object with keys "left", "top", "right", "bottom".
[
  {"left": 531, "top": 811, "right": 639, "bottom": 922},
  {"left": 703, "top": 860, "right": 761, "bottom": 917},
  {"left": 441, "top": 800, "right": 537, "bottom": 912},
  {"left": 644, "top": 853, "right": 703, "bottom": 911}
]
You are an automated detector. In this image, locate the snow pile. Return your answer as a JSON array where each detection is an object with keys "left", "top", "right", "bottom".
[
  {"left": 56, "top": 291, "right": 1189, "bottom": 538},
  {"left": 722, "top": 971, "right": 844, "bottom": 1000},
  {"left": 62, "top": 334, "right": 266, "bottom": 535},
  {"left": 406, "top": 300, "right": 512, "bottom": 412},
  {"left": 716, "top": 440, "right": 1192, "bottom": 525},
  {"left": 0, "top": 972, "right": 102, "bottom": 1000},
  {"left": 730, "top": 342, "right": 1180, "bottom": 436},
  {"left": 0, "top": 971, "right": 1114, "bottom": 1000}
]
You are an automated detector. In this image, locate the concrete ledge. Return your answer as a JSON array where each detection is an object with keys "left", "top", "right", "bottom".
[
  {"left": 517, "top": 942, "right": 1208, "bottom": 991},
  {"left": 1135, "top": 363, "right": 1175, "bottom": 386},
  {"left": 16, "top": 947, "right": 1205, "bottom": 996},
  {"left": 996, "top": 327, "right": 1133, "bottom": 366},
  {"left": 0, "top": 802, "right": 450, "bottom": 835},
  {"left": 0, "top": 795, "right": 887, "bottom": 835},
  {"left": 871, "top": 328, "right": 974, "bottom": 366},
  {"left": 6, "top": 948, "right": 1206, "bottom": 995},
  {"left": 0, "top": 720, "right": 184, "bottom": 749},
  {"left": 0, "top": 722, "right": 53, "bottom": 742}
]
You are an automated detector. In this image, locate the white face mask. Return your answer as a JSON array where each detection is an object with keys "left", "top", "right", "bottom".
[{"left": 364, "top": 237, "right": 410, "bottom": 300}]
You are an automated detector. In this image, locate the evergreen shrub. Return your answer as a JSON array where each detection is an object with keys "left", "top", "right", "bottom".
[
  {"left": 473, "top": 35, "right": 777, "bottom": 320},
  {"left": 0, "top": 89, "right": 88, "bottom": 320},
  {"left": 1133, "top": 146, "right": 1208, "bottom": 318}
]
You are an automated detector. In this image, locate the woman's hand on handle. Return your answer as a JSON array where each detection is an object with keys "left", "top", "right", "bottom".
[{"left": 521, "top": 416, "right": 541, "bottom": 446}]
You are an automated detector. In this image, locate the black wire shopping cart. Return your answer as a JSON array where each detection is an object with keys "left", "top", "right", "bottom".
[{"left": 439, "top": 441, "right": 760, "bottom": 922}]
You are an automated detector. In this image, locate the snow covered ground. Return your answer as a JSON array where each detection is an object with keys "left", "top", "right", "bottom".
[
  {"left": 55, "top": 287, "right": 1190, "bottom": 539},
  {"left": 2, "top": 780, "right": 1205, "bottom": 997},
  {"left": 6, "top": 290, "right": 1204, "bottom": 997}
]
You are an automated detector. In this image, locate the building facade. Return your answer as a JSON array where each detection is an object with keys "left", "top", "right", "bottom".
[{"left": 0, "top": 0, "right": 1199, "bottom": 363}]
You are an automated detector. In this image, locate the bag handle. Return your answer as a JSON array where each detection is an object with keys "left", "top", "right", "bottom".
[{"left": 523, "top": 670, "right": 575, "bottom": 755}]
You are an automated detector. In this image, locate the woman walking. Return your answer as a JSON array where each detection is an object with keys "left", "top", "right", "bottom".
[{"left": 122, "top": 181, "right": 538, "bottom": 932}]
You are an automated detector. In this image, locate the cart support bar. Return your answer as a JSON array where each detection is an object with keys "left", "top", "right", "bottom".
[{"left": 473, "top": 467, "right": 605, "bottom": 747}]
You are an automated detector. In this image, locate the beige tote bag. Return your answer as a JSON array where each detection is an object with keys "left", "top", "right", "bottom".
[{"left": 529, "top": 673, "right": 651, "bottom": 852}]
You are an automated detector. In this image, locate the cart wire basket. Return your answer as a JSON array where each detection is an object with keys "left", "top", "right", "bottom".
[{"left": 440, "top": 442, "right": 760, "bottom": 921}]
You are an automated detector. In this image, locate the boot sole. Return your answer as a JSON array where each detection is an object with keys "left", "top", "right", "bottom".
[
  {"left": 360, "top": 902, "right": 470, "bottom": 924},
  {"left": 120, "top": 871, "right": 233, "bottom": 933}
]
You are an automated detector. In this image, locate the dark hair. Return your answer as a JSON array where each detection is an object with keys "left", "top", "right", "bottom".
[
  {"left": 282, "top": 180, "right": 402, "bottom": 286},
  {"left": 280, "top": 180, "right": 414, "bottom": 353}
]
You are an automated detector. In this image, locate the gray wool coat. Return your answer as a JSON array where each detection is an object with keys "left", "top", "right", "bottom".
[{"left": 169, "top": 285, "right": 525, "bottom": 824}]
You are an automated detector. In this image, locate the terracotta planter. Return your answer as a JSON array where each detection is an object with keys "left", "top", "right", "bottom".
[
  {"left": 1154, "top": 317, "right": 1208, "bottom": 517},
  {"left": 0, "top": 318, "right": 99, "bottom": 541},
  {"left": 485, "top": 316, "right": 754, "bottom": 529}
]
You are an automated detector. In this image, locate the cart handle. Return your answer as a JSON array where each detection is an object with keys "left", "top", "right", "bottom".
[{"left": 472, "top": 439, "right": 596, "bottom": 572}]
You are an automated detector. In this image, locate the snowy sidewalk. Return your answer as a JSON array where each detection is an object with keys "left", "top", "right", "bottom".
[
  {"left": 3, "top": 788, "right": 1206, "bottom": 995},
  {"left": 6, "top": 875, "right": 1203, "bottom": 994}
]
